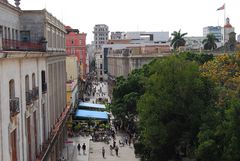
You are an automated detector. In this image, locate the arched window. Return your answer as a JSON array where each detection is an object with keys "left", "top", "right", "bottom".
[
  {"left": 32, "top": 73, "right": 36, "bottom": 88},
  {"left": 25, "top": 75, "right": 29, "bottom": 91},
  {"left": 25, "top": 75, "right": 31, "bottom": 105},
  {"left": 9, "top": 79, "right": 15, "bottom": 99}
]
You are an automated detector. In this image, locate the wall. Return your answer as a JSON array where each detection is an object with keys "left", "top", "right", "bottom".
[
  {"left": 66, "top": 56, "right": 78, "bottom": 81},
  {"left": 0, "top": 55, "right": 47, "bottom": 161}
]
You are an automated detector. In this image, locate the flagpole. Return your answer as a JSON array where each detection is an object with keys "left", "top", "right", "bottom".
[{"left": 223, "top": 3, "right": 226, "bottom": 44}]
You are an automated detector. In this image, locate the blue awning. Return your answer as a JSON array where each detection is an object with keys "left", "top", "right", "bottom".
[
  {"left": 78, "top": 102, "right": 106, "bottom": 109},
  {"left": 75, "top": 109, "right": 108, "bottom": 120}
]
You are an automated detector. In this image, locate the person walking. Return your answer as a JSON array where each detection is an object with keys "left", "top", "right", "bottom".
[
  {"left": 77, "top": 143, "right": 81, "bottom": 155},
  {"left": 115, "top": 145, "right": 119, "bottom": 156},
  {"left": 109, "top": 145, "right": 113, "bottom": 155},
  {"left": 102, "top": 147, "right": 105, "bottom": 158},
  {"left": 113, "top": 140, "right": 116, "bottom": 148},
  {"left": 82, "top": 143, "right": 86, "bottom": 155}
]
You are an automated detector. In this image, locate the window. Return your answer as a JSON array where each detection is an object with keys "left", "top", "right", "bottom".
[
  {"left": 100, "top": 64, "right": 102, "bottom": 69},
  {"left": 100, "top": 71, "right": 103, "bottom": 75},
  {"left": 100, "top": 55, "right": 102, "bottom": 58},
  {"left": 20, "top": 31, "right": 30, "bottom": 42},
  {"left": 32, "top": 73, "right": 36, "bottom": 88},
  {"left": 0, "top": 26, "right": 2, "bottom": 38},
  {"left": 71, "top": 39, "right": 74, "bottom": 44},
  {"left": 25, "top": 75, "right": 29, "bottom": 92},
  {"left": 41, "top": 71, "right": 47, "bottom": 93},
  {"left": 9, "top": 79, "right": 15, "bottom": 99}
]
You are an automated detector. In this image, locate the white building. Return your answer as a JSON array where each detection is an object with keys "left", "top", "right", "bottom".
[
  {"left": 203, "top": 26, "right": 222, "bottom": 42},
  {"left": 93, "top": 24, "right": 109, "bottom": 50},
  {"left": 0, "top": 1, "right": 67, "bottom": 161},
  {"left": 124, "top": 31, "right": 169, "bottom": 43},
  {"left": 222, "top": 17, "right": 235, "bottom": 43}
]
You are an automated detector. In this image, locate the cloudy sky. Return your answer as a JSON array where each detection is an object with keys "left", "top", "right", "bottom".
[{"left": 9, "top": 0, "right": 239, "bottom": 43}]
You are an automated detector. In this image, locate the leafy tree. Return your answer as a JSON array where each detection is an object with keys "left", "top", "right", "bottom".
[
  {"left": 170, "top": 30, "right": 187, "bottom": 50},
  {"left": 137, "top": 56, "right": 216, "bottom": 161},
  {"left": 202, "top": 34, "right": 218, "bottom": 50},
  {"left": 196, "top": 53, "right": 240, "bottom": 161},
  {"left": 110, "top": 67, "right": 147, "bottom": 131},
  {"left": 179, "top": 52, "right": 213, "bottom": 64}
]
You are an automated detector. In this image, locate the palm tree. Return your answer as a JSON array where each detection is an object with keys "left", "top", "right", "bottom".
[
  {"left": 202, "top": 34, "right": 218, "bottom": 50},
  {"left": 170, "top": 30, "right": 188, "bottom": 50}
]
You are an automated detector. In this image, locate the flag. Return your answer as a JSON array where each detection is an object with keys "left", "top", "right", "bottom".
[{"left": 217, "top": 4, "right": 225, "bottom": 11}]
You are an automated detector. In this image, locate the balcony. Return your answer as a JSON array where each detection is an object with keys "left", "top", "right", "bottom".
[
  {"left": 42, "top": 83, "right": 47, "bottom": 94},
  {"left": 10, "top": 98, "right": 20, "bottom": 117},
  {"left": 2, "top": 38, "right": 46, "bottom": 51},
  {"left": 32, "top": 87, "right": 39, "bottom": 100},
  {"left": 26, "top": 90, "right": 33, "bottom": 105}
]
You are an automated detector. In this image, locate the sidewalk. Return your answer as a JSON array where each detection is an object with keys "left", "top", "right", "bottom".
[
  {"left": 62, "top": 136, "right": 91, "bottom": 161},
  {"left": 88, "top": 132, "right": 139, "bottom": 161}
]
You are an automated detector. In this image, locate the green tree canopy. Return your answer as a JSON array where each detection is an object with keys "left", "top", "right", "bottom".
[
  {"left": 137, "top": 56, "right": 216, "bottom": 161},
  {"left": 170, "top": 30, "right": 187, "bottom": 50},
  {"left": 202, "top": 34, "right": 218, "bottom": 50}
]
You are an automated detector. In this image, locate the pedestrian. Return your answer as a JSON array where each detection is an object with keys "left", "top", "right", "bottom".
[
  {"left": 115, "top": 145, "right": 119, "bottom": 156},
  {"left": 125, "top": 136, "right": 128, "bottom": 145},
  {"left": 102, "top": 147, "right": 105, "bottom": 158},
  {"left": 82, "top": 143, "right": 86, "bottom": 155},
  {"left": 113, "top": 140, "right": 116, "bottom": 148},
  {"left": 128, "top": 137, "right": 131, "bottom": 146},
  {"left": 77, "top": 143, "right": 81, "bottom": 155},
  {"left": 110, "top": 145, "right": 113, "bottom": 155}
]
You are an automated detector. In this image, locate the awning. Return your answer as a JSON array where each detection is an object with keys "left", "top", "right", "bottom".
[
  {"left": 78, "top": 102, "right": 106, "bottom": 109},
  {"left": 75, "top": 109, "right": 108, "bottom": 120}
]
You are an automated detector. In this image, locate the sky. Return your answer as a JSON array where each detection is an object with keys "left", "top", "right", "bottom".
[{"left": 9, "top": 0, "right": 239, "bottom": 44}]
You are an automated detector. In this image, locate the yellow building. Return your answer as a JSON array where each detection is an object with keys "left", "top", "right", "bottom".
[{"left": 66, "top": 56, "right": 79, "bottom": 107}]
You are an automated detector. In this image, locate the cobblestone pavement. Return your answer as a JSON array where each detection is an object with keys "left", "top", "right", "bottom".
[
  {"left": 62, "top": 136, "right": 91, "bottom": 161},
  {"left": 62, "top": 81, "right": 139, "bottom": 161},
  {"left": 88, "top": 132, "right": 139, "bottom": 161}
]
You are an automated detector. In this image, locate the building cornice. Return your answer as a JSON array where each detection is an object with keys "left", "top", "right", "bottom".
[
  {"left": 0, "top": 51, "right": 66, "bottom": 59},
  {"left": 0, "top": 1, "right": 22, "bottom": 14}
]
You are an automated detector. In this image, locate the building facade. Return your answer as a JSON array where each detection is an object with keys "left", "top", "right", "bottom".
[
  {"left": 93, "top": 24, "right": 109, "bottom": 50},
  {"left": 0, "top": 1, "right": 68, "bottom": 161},
  {"left": 66, "top": 56, "right": 78, "bottom": 107},
  {"left": 222, "top": 17, "right": 235, "bottom": 43},
  {"left": 93, "top": 24, "right": 109, "bottom": 81},
  {"left": 108, "top": 44, "right": 171, "bottom": 78},
  {"left": 203, "top": 26, "right": 222, "bottom": 42},
  {"left": 65, "top": 26, "right": 87, "bottom": 79}
]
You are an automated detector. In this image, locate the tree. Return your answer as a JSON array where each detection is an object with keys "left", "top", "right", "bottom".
[
  {"left": 110, "top": 67, "right": 147, "bottom": 131},
  {"left": 170, "top": 30, "right": 187, "bottom": 50},
  {"left": 137, "top": 56, "right": 216, "bottom": 161},
  {"left": 202, "top": 34, "right": 218, "bottom": 50}
]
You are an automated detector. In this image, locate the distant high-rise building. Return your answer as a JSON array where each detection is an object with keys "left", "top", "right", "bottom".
[
  {"left": 203, "top": 26, "right": 222, "bottom": 42},
  {"left": 93, "top": 24, "right": 109, "bottom": 50},
  {"left": 93, "top": 24, "right": 109, "bottom": 81},
  {"left": 111, "top": 31, "right": 124, "bottom": 40}
]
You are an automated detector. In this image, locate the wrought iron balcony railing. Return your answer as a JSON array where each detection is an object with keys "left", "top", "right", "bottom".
[
  {"left": 2, "top": 38, "right": 46, "bottom": 51},
  {"left": 10, "top": 98, "right": 20, "bottom": 116},
  {"left": 32, "top": 87, "right": 39, "bottom": 100},
  {"left": 26, "top": 90, "right": 33, "bottom": 105},
  {"left": 42, "top": 83, "right": 47, "bottom": 93}
]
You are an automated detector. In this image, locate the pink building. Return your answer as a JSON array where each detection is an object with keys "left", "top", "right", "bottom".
[{"left": 65, "top": 26, "right": 87, "bottom": 79}]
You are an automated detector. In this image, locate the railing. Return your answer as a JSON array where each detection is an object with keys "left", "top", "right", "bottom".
[
  {"left": 36, "top": 106, "right": 70, "bottom": 161},
  {"left": 10, "top": 98, "right": 20, "bottom": 117},
  {"left": 42, "top": 83, "right": 47, "bottom": 93},
  {"left": 2, "top": 38, "right": 46, "bottom": 51},
  {"left": 26, "top": 90, "right": 33, "bottom": 105},
  {"left": 32, "top": 87, "right": 39, "bottom": 100}
]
